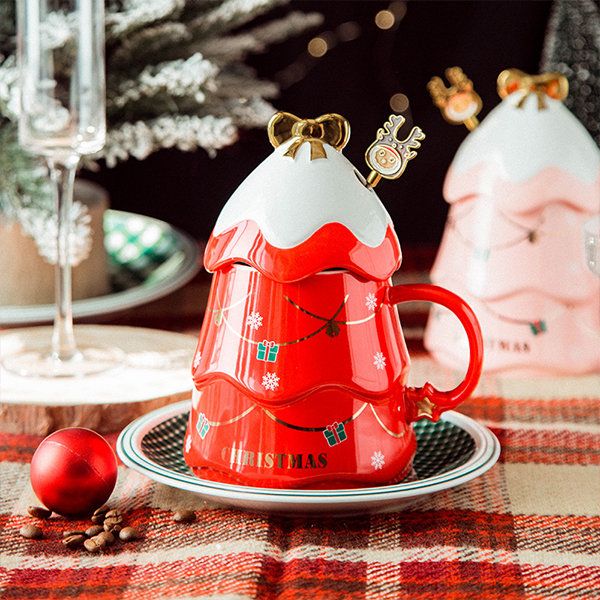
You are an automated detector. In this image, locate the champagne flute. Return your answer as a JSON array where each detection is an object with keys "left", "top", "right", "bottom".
[{"left": 3, "top": 0, "right": 122, "bottom": 377}]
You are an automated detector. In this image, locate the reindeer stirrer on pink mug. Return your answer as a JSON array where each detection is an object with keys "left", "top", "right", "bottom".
[{"left": 185, "top": 110, "right": 483, "bottom": 489}]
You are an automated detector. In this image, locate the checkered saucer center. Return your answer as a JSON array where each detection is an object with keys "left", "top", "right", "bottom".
[{"left": 140, "top": 412, "right": 476, "bottom": 482}]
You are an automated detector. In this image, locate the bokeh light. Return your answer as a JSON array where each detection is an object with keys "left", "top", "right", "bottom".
[
  {"left": 390, "top": 93, "right": 410, "bottom": 112},
  {"left": 375, "top": 10, "right": 395, "bottom": 30},
  {"left": 307, "top": 37, "right": 328, "bottom": 58},
  {"left": 336, "top": 21, "right": 361, "bottom": 42},
  {"left": 390, "top": 1, "right": 407, "bottom": 21}
]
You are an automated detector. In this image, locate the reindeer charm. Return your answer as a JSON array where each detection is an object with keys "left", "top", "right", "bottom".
[
  {"left": 428, "top": 67, "right": 482, "bottom": 130},
  {"left": 365, "top": 114, "right": 425, "bottom": 188}
]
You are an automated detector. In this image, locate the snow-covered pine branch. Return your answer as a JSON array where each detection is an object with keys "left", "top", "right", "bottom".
[
  {"left": 110, "top": 22, "right": 192, "bottom": 68},
  {"left": 105, "top": 0, "right": 184, "bottom": 39},
  {"left": 103, "top": 114, "right": 237, "bottom": 166},
  {"left": 189, "top": 0, "right": 286, "bottom": 36},
  {"left": 202, "top": 96, "right": 276, "bottom": 128},
  {"left": 249, "top": 11, "right": 324, "bottom": 48},
  {"left": 0, "top": 57, "right": 19, "bottom": 119},
  {"left": 199, "top": 11, "right": 323, "bottom": 62},
  {"left": 110, "top": 53, "right": 219, "bottom": 109}
]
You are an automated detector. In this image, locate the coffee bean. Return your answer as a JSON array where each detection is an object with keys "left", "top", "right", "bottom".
[
  {"left": 62, "top": 534, "right": 86, "bottom": 549},
  {"left": 104, "top": 522, "right": 122, "bottom": 533},
  {"left": 103, "top": 510, "right": 123, "bottom": 529},
  {"left": 91, "top": 534, "right": 108, "bottom": 548},
  {"left": 83, "top": 538, "right": 102, "bottom": 553},
  {"left": 93, "top": 505, "right": 110, "bottom": 517},
  {"left": 118, "top": 527, "right": 140, "bottom": 542},
  {"left": 27, "top": 506, "right": 52, "bottom": 519},
  {"left": 62, "top": 530, "right": 86, "bottom": 538},
  {"left": 20, "top": 525, "right": 43, "bottom": 539},
  {"left": 90, "top": 505, "right": 109, "bottom": 523},
  {"left": 85, "top": 525, "right": 104, "bottom": 537},
  {"left": 172, "top": 510, "right": 195, "bottom": 523},
  {"left": 104, "top": 516, "right": 123, "bottom": 529},
  {"left": 98, "top": 531, "right": 115, "bottom": 545}
]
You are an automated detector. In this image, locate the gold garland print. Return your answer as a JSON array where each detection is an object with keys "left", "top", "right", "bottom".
[
  {"left": 217, "top": 292, "right": 379, "bottom": 347},
  {"left": 199, "top": 400, "right": 403, "bottom": 439}
]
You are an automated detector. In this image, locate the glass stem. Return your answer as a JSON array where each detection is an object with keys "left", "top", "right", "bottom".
[{"left": 49, "top": 156, "right": 80, "bottom": 362}]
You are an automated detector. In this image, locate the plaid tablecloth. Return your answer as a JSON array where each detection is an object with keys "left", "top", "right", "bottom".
[{"left": 1, "top": 268, "right": 599, "bottom": 599}]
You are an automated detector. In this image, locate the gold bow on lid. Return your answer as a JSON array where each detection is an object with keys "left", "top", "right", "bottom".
[
  {"left": 267, "top": 112, "right": 351, "bottom": 160},
  {"left": 497, "top": 69, "right": 569, "bottom": 110}
]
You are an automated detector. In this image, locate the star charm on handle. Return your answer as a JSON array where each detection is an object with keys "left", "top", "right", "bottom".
[
  {"left": 415, "top": 396, "right": 436, "bottom": 420},
  {"left": 428, "top": 67, "right": 482, "bottom": 130},
  {"left": 364, "top": 114, "right": 425, "bottom": 188}
]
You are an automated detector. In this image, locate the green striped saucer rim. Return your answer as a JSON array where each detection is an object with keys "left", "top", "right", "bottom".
[
  {"left": 118, "top": 400, "right": 497, "bottom": 498},
  {"left": 118, "top": 429, "right": 499, "bottom": 507},
  {"left": 118, "top": 401, "right": 498, "bottom": 498},
  {"left": 117, "top": 400, "right": 500, "bottom": 502},
  {"left": 118, "top": 403, "right": 494, "bottom": 498}
]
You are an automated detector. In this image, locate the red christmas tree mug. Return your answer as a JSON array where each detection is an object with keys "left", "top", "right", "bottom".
[
  {"left": 184, "top": 112, "right": 483, "bottom": 488},
  {"left": 186, "top": 266, "right": 483, "bottom": 489}
]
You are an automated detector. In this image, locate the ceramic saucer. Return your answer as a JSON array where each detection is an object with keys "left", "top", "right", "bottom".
[{"left": 117, "top": 400, "right": 500, "bottom": 514}]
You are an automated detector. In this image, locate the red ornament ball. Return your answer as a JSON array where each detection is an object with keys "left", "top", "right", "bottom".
[{"left": 30, "top": 428, "right": 118, "bottom": 517}]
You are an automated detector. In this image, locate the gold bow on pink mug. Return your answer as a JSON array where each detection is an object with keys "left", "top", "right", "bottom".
[
  {"left": 267, "top": 112, "right": 351, "bottom": 160},
  {"left": 497, "top": 69, "right": 569, "bottom": 109}
]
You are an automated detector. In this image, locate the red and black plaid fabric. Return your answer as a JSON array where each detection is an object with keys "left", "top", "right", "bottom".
[{"left": 1, "top": 268, "right": 599, "bottom": 599}]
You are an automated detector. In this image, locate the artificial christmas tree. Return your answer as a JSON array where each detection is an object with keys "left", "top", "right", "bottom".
[
  {"left": 0, "top": 0, "right": 321, "bottom": 262},
  {"left": 426, "top": 69, "right": 600, "bottom": 375}
]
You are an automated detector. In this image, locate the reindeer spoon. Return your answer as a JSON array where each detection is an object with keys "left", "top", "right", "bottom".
[
  {"left": 428, "top": 67, "right": 482, "bottom": 131},
  {"left": 365, "top": 114, "right": 425, "bottom": 188}
]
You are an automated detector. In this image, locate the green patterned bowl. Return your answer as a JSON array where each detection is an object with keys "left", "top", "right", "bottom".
[
  {"left": 117, "top": 400, "right": 500, "bottom": 515},
  {"left": 0, "top": 210, "right": 200, "bottom": 325}
]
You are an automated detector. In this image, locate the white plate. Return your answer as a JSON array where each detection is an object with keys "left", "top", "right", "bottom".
[
  {"left": 0, "top": 210, "right": 200, "bottom": 325},
  {"left": 117, "top": 401, "right": 500, "bottom": 514}
]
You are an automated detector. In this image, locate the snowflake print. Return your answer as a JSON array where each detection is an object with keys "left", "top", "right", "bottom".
[
  {"left": 371, "top": 451, "right": 385, "bottom": 470},
  {"left": 192, "top": 351, "right": 202, "bottom": 369},
  {"left": 365, "top": 292, "right": 378, "bottom": 311},
  {"left": 373, "top": 351, "right": 387, "bottom": 370},
  {"left": 262, "top": 372, "right": 280, "bottom": 391},
  {"left": 185, "top": 435, "right": 192, "bottom": 453},
  {"left": 246, "top": 311, "right": 263, "bottom": 331}
]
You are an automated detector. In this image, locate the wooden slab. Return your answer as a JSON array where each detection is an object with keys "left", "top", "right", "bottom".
[{"left": 0, "top": 325, "right": 197, "bottom": 435}]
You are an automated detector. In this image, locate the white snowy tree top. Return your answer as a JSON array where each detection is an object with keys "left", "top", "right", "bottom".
[
  {"left": 212, "top": 139, "right": 395, "bottom": 249},
  {"left": 450, "top": 92, "right": 600, "bottom": 184}
]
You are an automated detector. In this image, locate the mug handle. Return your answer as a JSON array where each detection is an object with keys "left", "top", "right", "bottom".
[{"left": 385, "top": 283, "right": 483, "bottom": 422}]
